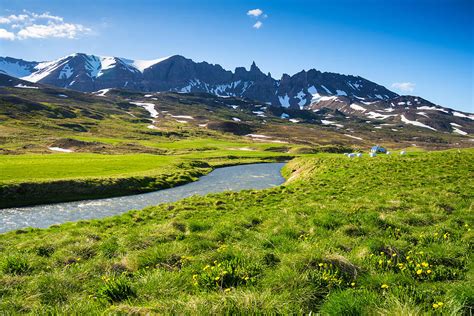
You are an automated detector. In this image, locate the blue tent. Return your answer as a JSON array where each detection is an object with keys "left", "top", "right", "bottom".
[{"left": 371, "top": 145, "right": 386, "bottom": 153}]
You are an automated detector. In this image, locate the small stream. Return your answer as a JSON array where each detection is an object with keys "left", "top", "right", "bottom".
[{"left": 0, "top": 163, "right": 286, "bottom": 233}]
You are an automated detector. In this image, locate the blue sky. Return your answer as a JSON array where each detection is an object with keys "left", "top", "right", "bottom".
[{"left": 0, "top": 0, "right": 472, "bottom": 112}]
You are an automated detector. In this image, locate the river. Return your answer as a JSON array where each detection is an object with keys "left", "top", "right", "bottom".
[{"left": 0, "top": 163, "right": 285, "bottom": 233}]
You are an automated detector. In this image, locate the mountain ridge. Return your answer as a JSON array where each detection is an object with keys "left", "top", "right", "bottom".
[{"left": 0, "top": 53, "right": 398, "bottom": 108}]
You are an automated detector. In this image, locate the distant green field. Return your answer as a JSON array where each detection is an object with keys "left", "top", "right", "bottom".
[
  {"left": 0, "top": 149, "right": 472, "bottom": 314},
  {"left": 0, "top": 154, "right": 177, "bottom": 183},
  {"left": 0, "top": 149, "right": 289, "bottom": 207},
  {"left": 0, "top": 150, "right": 286, "bottom": 184}
]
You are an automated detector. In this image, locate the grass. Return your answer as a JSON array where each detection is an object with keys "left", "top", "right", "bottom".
[
  {"left": 0, "top": 151, "right": 288, "bottom": 208},
  {"left": 0, "top": 154, "right": 179, "bottom": 183},
  {"left": 0, "top": 149, "right": 472, "bottom": 314}
]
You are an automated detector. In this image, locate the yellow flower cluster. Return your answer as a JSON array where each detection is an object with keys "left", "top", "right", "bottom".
[
  {"left": 370, "top": 250, "right": 435, "bottom": 280},
  {"left": 432, "top": 302, "right": 444, "bottom": 309},
  {"left": 418, "top": 231, "right": 452, "bottom": 244}
]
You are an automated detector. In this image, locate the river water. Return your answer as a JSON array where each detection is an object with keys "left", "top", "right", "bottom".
[{"left": 0, "top": 163, "right": 285, "bottom": 233}]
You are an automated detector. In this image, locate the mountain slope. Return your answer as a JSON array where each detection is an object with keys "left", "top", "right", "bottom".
[
  {"left": 308, "top": 94, "right": 474, "bottom": 135},
  {"left": 0, "top": 53, "right": 398, "bottom": 108},
  {"left": 1, "top": 73, "right": 472, "bottom": 157}
]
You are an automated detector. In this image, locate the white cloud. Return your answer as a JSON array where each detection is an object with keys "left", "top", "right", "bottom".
[
  {"left": 0, "top": 14, "right": 29, "bottom": 24},
  {"left": 17, "top": 22, "right": 90, "bottom": 39},
  {"left": 247, "top": 9, "right": 263, "bottom": 17},
  {"left": 391, "top": 82, "right": 416, "bottom": 92},
  {"left": 0, "top": 11, "right": 91, "bottom": 40},
  {"left": 0, "top": 28, "right": 15, "bottom": 40},
  {"left": 253, "top": 21, "right": 263, "bottom": 29}
]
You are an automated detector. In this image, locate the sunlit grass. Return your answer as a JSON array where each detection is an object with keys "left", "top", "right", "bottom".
[{"left": 0, "top": 149, "right": 472, "bottom": 313}]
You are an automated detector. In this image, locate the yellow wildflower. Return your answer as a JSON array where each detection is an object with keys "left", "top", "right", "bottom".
[
  {"left": 438, "top": 302, "right": 444, "bottom": 307},
  {"left": 351, "top": 282, "right": 356, "bottom": 287},
  {"left": 224, "top": 288, "right": 231, "bottom": 293},
  {"left": 392, "top": 253, "right": 397, "bottom": 257},
  {"left": 416, "top": 269, "right": 423, "bottom": 275},
  {"left": 421, "top": 262, "right": 428, "bottom": 267},
  {"left": 381, "top": 284, "right": 389, "bottom": 289},
  {"left": 319, "top": 263, "right": 324, "bottom": 267},
  {"left": 433, "top": 303, "right": 439, "bottom": 309},
  {"left": 427, "top": 270, "right": 432, "bottom": 274}
]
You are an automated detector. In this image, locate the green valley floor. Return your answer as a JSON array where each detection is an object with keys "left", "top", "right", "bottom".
[{"left": 0, "top": 149, "right": 473, "bottom": 314}]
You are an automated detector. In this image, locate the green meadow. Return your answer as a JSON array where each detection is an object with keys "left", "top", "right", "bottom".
[
  {"left": 0, "top": 146, "right": 289, "bottom": 208},
  {"left": 0, "top": 149, "right": 472, "bottom": 314}
]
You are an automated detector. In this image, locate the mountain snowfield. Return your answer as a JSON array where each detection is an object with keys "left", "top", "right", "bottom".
[{"left": 0, "top": 53, "right": 473, "bottom": 136}]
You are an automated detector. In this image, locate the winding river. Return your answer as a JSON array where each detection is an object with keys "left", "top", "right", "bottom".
[{"left": 0, "top": 163, "right": 285, "bottom": 233}]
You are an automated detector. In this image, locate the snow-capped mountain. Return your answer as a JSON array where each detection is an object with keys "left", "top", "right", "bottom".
[
  {"left": 1, "top": 53, "right": 472, "bottom": 137},
  {"left": 308, "top": 94, "right": 474, "bottom": 135},
  {"left": 0, "top": 53, "right": 397, "bottom": 108}
]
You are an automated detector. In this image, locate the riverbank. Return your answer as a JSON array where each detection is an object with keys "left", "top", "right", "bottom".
[
  {"left": 0, "top": 149, "right": 472, "bottom": 314},
  {"left": 0, "top": 152, "right": 290, "bottom": 208},
  {"left": 1, "top": 163, "right": 286, "bottom": 233}
]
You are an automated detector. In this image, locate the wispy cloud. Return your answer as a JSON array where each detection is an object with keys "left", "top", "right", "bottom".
[
  {"left": 247, "top": 9, "right": 263, "bottom": 18},
  {"left": 0, "top": 10, "right": 91, "bottom": 40},
  {"left": 247, "top": 8, "right": 266, "bottom": 30},
  {"left": 253, "top": 21, "right": 263, "bottom": 29},
  {"left": 391, "top": 82, "right": 416, "bottom": 92}
]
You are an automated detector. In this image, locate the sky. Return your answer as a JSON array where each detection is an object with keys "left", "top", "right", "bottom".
[{"left": 0, "top": 0, "right": 472, "bottom": 112}]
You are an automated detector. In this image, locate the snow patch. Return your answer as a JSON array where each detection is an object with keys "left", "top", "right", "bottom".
[
  {"left": 14, "top": 84, "right": 38, "bottom": 89},
  {"left": 366, "top": 111, "right": 397, "bottom": 120},
  {"left": 171, "top": 115, "right": 194, "bottom": 119},
  {"left": 246, "top": 134, "right": 270, "bottom": 138},
  {"left": 93, "top": 88, "right": 111, "bottom": 97},
  {"left": 121, "top": 56, "right": 171, "bottom": 73},
  {"left": 58, "top": 64, "right": 73, "bottom": 79},
  {"left": 416, "top": 112, "right": 429, "bottom": 118},
  {"left": 452, "top": 127, "right": 468, "bottom": 135},
  {"left": 48, "top": 147, "right": 73, "bottom": 153},
  {"left": 279, "top": 94, "right": 291, "bottom": 108},
  {"left": 344, "top": 134, "right": 363, "bottom": 140},
  {"left": 320, "top": 85, "right": 332, "bottom": 94},
  {"left": 0, "top": 60, "right": 34, "bottom": 77},
  {"left": 417, "top": 106, "right": 449, "bottom": 113},
  {"left": 130, "top": 102, "right": 158, "bottom": 118},
  {"left": 453, "top": 111, "right": 474, "bottom": 120},
  {"left": 349, "top": 103, "right": 366, "bottom": 112},
  {"left": 296, "top": 90, "right": 307, "bottom": 108},
  {"left": 321, "top": 120, "right": 344, "bottom": 128},
  {"left": 400, "top": 115, "right": 437, "bottom": 131}
]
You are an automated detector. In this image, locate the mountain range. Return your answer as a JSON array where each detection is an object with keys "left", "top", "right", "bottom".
[{"left": 0, "top": 53, "right": 472, "bottom": 136}]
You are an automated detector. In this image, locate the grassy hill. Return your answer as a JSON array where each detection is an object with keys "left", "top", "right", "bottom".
[{"left": 0, "top": 149, "right": 472, "bottom": 314}]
